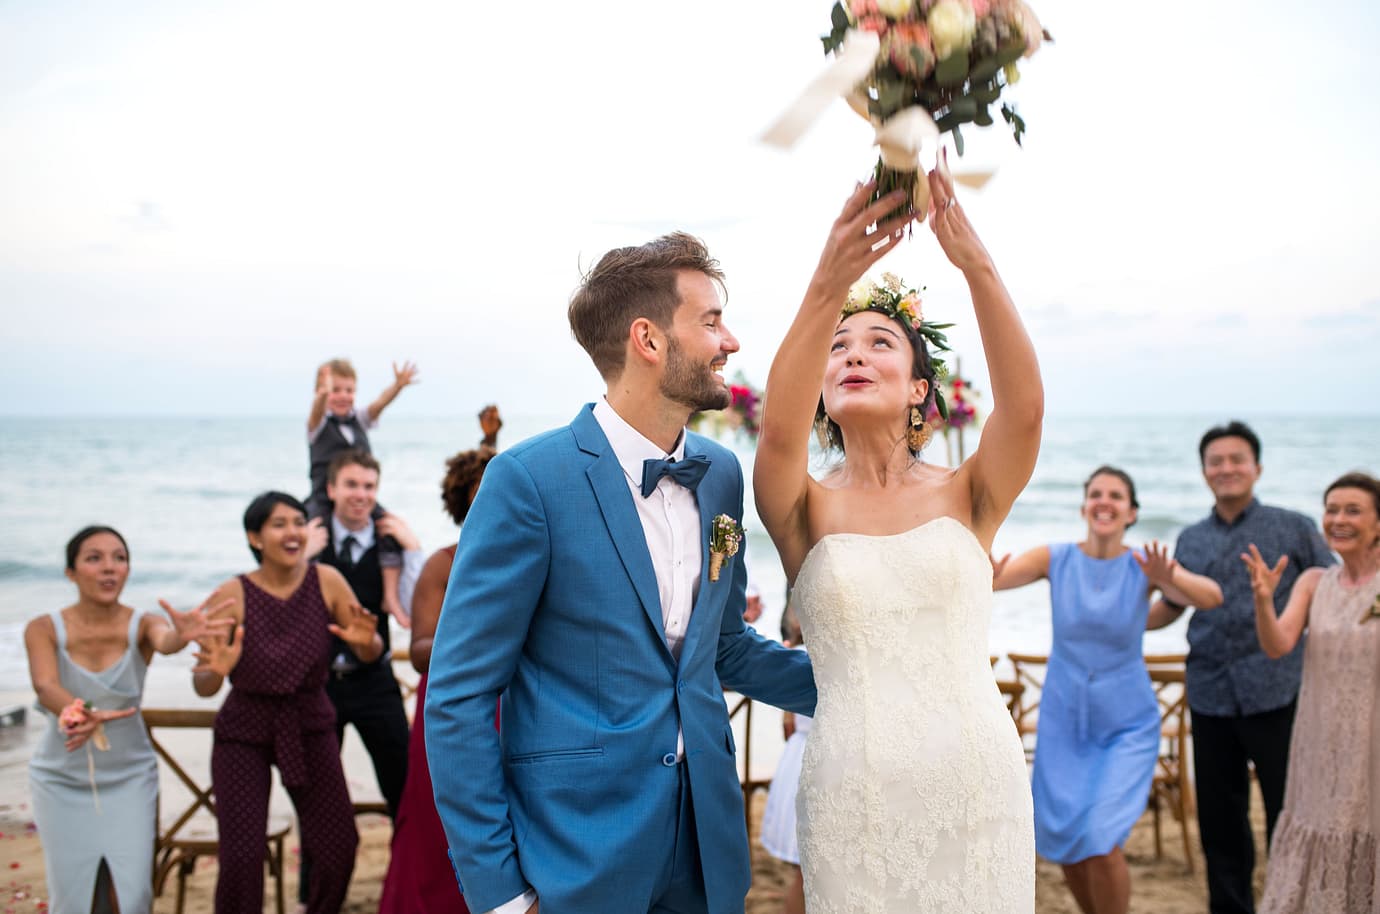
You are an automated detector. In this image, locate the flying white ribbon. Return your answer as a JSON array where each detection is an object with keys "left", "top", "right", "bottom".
[{"left": 761, "top": 27, "right": 995, "bottom": 201}]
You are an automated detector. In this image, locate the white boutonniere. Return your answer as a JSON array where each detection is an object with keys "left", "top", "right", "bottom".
[{"left": 709, "top": 514, "right": 744, "bottom": 582}]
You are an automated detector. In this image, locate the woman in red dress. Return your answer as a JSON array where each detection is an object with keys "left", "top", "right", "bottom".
[{"left": 379, "top": 443, "right": 497, "bottom": 914}]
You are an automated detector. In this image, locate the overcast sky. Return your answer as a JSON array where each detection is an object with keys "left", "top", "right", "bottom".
[{"left": 3, "top": 0, "right": 1378, "bottom": 419}]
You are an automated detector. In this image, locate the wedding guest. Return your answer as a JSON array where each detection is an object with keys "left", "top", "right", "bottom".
[
  {"left": 25, "top": 525, "right": 229, "bottom": 914},
  {"left": 305, "top": 357, "right": 419, "bottom": 627},
  {"left": 1151, "top": 421, "right": 1335, "bottom": 914},
  {"left": 192, "top": 492, "right": 382, "bottom": 914},
  {"left": 994, "top": 466, "right": 1223, "bottom": 914},
  {"left": 1243, "top": 471, "right": 1380, "bottom": 913},
  {"left": 379, "top": 443, "right": 499, "bottom": 914},
  {"left": 313, "top": 451, "right": 420, "bottom": 820},
  {"left": 297, "top": 449, "right": 423, "bottom": 907}
]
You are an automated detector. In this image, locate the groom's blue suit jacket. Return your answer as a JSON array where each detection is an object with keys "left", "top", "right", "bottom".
[{"left": 425, "top": 405, "right": 817, "bottom": 914}]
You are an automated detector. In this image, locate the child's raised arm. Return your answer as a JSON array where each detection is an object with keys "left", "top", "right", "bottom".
[
  {"left": 366, "top": 360, "right": 420, "bottom": 423},
  {"left": 307, "top": 363, "right": 331, "bottom": 432}
]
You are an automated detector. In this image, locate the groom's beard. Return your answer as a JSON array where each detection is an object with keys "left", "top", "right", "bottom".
[{"left": 661, "top": 336, "right": 731, "bottom": 413}]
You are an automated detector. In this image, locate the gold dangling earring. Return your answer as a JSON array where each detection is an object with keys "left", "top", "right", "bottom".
[{"left": 907, "top": 405, "right": 932, "bottom": 452}]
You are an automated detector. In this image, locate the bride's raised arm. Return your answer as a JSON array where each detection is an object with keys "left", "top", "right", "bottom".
[
  {"left": 927, "top": 160, "right": 1044, "bottom": 545},
  {"left": 754, "top": 183, "right": 913, "bottom": 577}
]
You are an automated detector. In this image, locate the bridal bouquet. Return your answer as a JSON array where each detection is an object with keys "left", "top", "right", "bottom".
[
  {"left": 817, "top": 0, "right": 1050, "bottom": 217},
  {"left": 60, "top": 699, "right": 109, "bottom": 812}
]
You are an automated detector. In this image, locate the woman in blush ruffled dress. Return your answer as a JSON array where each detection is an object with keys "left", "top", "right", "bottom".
[
  {"left": 378, "top": 444, "right": 498, "bottom": 914},
  {"left": 1244, "top": 471, "right": 1380, "bottom": 914},
  {"left": 25, "top": 526, "right": 230, "bottom": 914},
  {"left": 993, "top": 467, "right": 1222, "bottom": 914}
]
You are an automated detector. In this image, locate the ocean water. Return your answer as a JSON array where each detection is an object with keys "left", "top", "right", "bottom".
[{"left": 3, "top": 412, "right": 1378, "bottom": 704}]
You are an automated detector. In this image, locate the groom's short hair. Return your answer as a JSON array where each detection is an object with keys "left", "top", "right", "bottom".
[{"left": 568, "top": 232, "right": 725, "bottom": 379}]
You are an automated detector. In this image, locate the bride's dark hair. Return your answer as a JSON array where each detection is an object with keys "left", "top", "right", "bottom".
[{"left": 813, "top": 308, "right": 939, "bottom": 457}]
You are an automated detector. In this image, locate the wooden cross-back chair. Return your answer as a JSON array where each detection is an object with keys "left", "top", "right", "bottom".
[
  {"left": 996, "top": 679, "right": 1025, "bottom": 722},
  {"left": 1144, "top": 655, "right": 1195, "bottom": 871},
  {"left": 725, "top": 693, "right": 772, "bottom": 834},
  {"left": 1006, "top": 652, "right": 1048, "bottom": 761},
  {"left": 142, "top": 708, "right": 292, "bottom": 914}
]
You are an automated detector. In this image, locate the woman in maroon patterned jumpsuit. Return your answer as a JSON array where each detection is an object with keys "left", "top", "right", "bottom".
[{"left": 193, "top": 491, "right": 383, "bottom": 913}]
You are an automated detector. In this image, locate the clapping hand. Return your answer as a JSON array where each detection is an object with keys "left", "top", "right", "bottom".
[
  {"left": 392, "top": 360, "right": 420, "bottom": 389},
  {"left": 192, "top": 624, "right": 245, "bottom": 678},
  {"left": 158, "top": 596, "right": 235, "bottom": 648},
  {"left": 1134, "top": 541, "right": 1179, "bottom": 590},
  {"left": 1240, "top": 544, "right": 1287, "bottom": 603},
  {"left": 329, "top": 602, "right": 380, "bottom": 654},
  {"left": 315, "top": 364, "right": 332, "bottom": 398}
]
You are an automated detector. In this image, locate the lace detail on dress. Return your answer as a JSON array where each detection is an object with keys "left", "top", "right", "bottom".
[
  {"left": 794, "top": 517, "right": 1035, "bottom": 914},
  {"left": 1259, "top": 567, "right": 1380, "bottom": 914}
]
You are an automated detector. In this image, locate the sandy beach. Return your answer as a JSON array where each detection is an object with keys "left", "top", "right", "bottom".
[
  {"left": 0, "top": 781, "right": 1265, "bottom": 914},
  {"left": 0, "top": 662, "right": 1268, "bottom": 914}
]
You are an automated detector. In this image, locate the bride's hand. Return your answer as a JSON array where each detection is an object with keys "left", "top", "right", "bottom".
[
  {"left": 806, "top": 182, "right": 916, "bottom": 308},
  {"left": 927, "top": 149, "right": 993, "bottom": 276}
]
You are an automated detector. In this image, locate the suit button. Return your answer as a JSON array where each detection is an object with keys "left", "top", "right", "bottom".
[
  {"left": 662, "top": 753, "right": 677, "bottom": 767},
  {"left": 676, "top": 680, "right": 685, "bottom": 692}
]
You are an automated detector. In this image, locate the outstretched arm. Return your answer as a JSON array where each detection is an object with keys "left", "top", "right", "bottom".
[
  {"left": 991, "top": 545, "right": 1050, "bottom": 591},
  {"left": 926, "top": 161, "right": 1042, "bottom": 546},
  {"left": 425, "top": 453, "right": 550, "bottom": 913},
  {"left": 145, "top": 596, "right": 235, "bottom": 655},
  {"left": 365, "top": 360, "right": 419, "bottom": 423},
  {"left": 318, "top": 565, "right": 384, "bottom": 663},
  {"left": 717, "top": 472, "right": 816, "bottom": 716},
  {"left": 754, "top": 184, "right": 914, "bottom": 579},
  {"left": 1242, "top": 546, "right": 1321, "bottom": 658},
  {"left": 308, "top": 363, "right": 330, "bottom": 432},
  {"left": 1135, "top": 541, "right": 1223, "bottom": 609}
]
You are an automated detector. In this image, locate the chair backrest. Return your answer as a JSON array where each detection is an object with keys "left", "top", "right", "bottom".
[
  {"left": 1005, "top": 652, "right": 1048, "bottom": 733},
  {"left": 995, "top": 679, "right": 1024, "bottom": 720},
  {"left": 141, "top": 709, "right": 219, "bottom": 845}
]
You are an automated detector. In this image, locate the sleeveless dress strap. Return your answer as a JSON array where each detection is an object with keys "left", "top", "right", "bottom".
[
  {"left": 127, "top": 607, "right": 147, "bottom": 672},
  {"left": 49, "top": 609, "right": 68, "bottom": 650}
]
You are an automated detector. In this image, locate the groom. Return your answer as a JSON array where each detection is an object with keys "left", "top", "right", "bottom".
[{"left": 425, "top": 232, "right": 817, "bottom": 914}]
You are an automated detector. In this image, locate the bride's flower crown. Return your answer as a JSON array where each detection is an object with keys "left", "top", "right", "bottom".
[{"left": 841, "top": 272, "right": 955, "bottom": 418}]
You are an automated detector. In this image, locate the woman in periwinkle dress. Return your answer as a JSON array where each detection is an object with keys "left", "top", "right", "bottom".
[
  {"left": 755, "top": 166, "right": 1043, "bottom": 912},
  {"left": 993, "top": 467, "right": 1222, "bottom": 914},
  {"left": 1244, "top": 471, "right": 1380, "bottom": 913},
  {"left": 24, "top": 526, "right": 230, "bottom": 914}
]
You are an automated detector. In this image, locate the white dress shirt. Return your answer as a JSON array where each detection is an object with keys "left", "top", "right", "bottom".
[
  {"left": 592, "top": 398, "right": 704, "bottom": 659},
  {"left": 329, "top": 514, "right": 423, "bottom": 631},
  {"left": 487, "top": 401, "right": 704, "bottom": 914}
]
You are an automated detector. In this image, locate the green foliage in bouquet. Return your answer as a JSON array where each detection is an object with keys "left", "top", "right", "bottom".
[{"left": 821, "top": 0, "right": 1048, "bottom": 214}]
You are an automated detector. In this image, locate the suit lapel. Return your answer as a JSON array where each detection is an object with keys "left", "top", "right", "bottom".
[
  {"left": 573, "top": 407, "right": 676, "bottom": 672},
  {"left": 677, "top": 435, "right": 730, "bottom": 668}
]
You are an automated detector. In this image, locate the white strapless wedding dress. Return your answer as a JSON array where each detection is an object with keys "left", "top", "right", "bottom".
[{"left": 794, "top": 517, "right": 1034, "bottom": 913}]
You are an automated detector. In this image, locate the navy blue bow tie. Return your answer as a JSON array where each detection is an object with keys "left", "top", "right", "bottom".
[{"left": 640, "top": 454, "right": 711, "bottom": 498}]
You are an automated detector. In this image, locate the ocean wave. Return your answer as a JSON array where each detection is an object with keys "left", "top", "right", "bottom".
[{"left": 0, "top": 560, "right": 46, "bottom": 581}]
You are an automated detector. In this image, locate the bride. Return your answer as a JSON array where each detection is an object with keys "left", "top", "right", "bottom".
[{"left": 754, "top": 163, "right": 1042, "bottom": 913}]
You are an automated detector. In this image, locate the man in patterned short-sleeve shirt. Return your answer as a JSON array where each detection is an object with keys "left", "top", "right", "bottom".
[{"left": 1152, "top": 420, "right": 1334, "bottom": 914}]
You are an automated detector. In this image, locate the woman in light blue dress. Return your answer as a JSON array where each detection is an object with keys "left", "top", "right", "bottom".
[
  {"left": 994, "top": 467, "right": 1222, "bottom": 914},
  {"left": 24, "top": 526, "right": 230, "bottom": 914}
]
